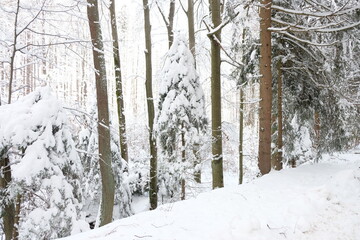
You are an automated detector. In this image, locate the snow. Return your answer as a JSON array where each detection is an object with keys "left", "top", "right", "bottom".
[
  {"left": 0, "top": 87, "right": 88, "bottom": 238},
  {"left": 60, "top": 153, "right": 360, "bottom": 240}
]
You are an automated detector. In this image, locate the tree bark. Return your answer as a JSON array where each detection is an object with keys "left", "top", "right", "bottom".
[
  {"left": 0, "top": 156, "right": 15, "bottom": 240},
  {"left": 275, "top": 59, "right": 283, "bottom": 170},
  {"left": 258, "top": 0, "right": 272, "bottom": 175},
  {"left": 143, "top": 0, "right": 158, "bottom": 210},
  {"left": 181, "top": 130, "right": 186, "bottom": 200},
  {"left": 314, "top": 111, "right": 321, "bottom": 160},
  {"left": 109, "top": 0, "right": 129, "bottom": 163},
  {"left": 157, "top": 0, "right": 175, "bottom": 48},
  {"left": 168, "top": 0, "right": 175, "bottom": 48},
  {"left": 187, "top": 0, "right": 201, "bottom": 183},
  {"left": 210, "top": 0, "right": 224, "bottom": 189},
  {"left": 12, "top": 194, "right": 21, "bottom": 240},
  {"left": 239, "top": 87, "right": 244, "bottom": 184},
  {"left": 86, "top": 0, "right": 115, "bottom": 226},
  {"left": 8, "top": 0, "right": 20, "bottom": 104},
  {"left": 187, "top": 0, "right": 196, "bottom": 59}
]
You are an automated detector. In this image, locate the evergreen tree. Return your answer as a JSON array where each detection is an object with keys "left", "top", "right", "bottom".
[
  {"left": 0, "top": 88, "right": 88, "bottom": 239},
  {"left": 156, "top": 34, "right": 207, "bottom": 200},
  {"left": 271, "top": 0, "right": 360, "bottom": 164}
]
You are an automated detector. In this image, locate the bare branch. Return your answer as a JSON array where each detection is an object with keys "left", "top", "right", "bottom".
[
  {"left": 179, "top": 0, "right": 187, "bottom": 15},
  {"left": 16, "top": 0, "right": 47, "bottom": 37},
  {"left": 156, "top": 1, "right": 169, "bottom": 26}
]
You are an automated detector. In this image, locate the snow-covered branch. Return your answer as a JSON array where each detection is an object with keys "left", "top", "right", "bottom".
[{"left": 272, "top": 4, "right": 360, "bottom": 18}]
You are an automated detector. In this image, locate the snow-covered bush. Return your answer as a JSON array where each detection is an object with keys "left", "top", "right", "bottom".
[{"left": 0, "top": 87, "right": 88, "bottom": 239}]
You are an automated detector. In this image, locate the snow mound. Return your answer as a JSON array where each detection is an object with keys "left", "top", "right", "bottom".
[{"left": 60, "top": 158, "right": 360, "bottom": 240}]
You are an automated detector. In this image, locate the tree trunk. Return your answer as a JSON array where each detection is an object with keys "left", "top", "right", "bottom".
[
  {"left": 187, "top": 0, "right": 201, "bottom": 183},
  {"left": 193, "top": 143, "right": 201, "bottom": 183},
  {"left": 143, "top": 0, "right": 158, "bottom": 210},
  {"left": 0, "top": 156, "right": 15, "bottom": 240},
  {"left": 157, "top": 0, "right": 175, "bottom": 48},
  {"left": 258, "top": 0, "right": 272, "bottom": 175},
  {"left": 86, "top": 0, "right": 115, "bottom": 226},
  {"left": 109, "top": 0, "right": 129, "bottom": 163},
  {"left": 238, "top": 27, "right": 247, "bottom": 185},
  {"left": 275, "top": 59, "right": 283, "bottom": 170},
  {"left": 314, "top": 111, "right": 321, "bottom": 162},
  {"left": 12, "top": 194, "right": 21, "bottom": 240},
  {"left": 187, "top": 0, "right": 196, "bottom": 59},
  {"left": 239, "top": 87, "right": 244, "bottom": 184},
  {"left": 181, "top": 130, "right": 186, "bottom": 200},
  {"left": 168, "top": 0, "right": 175, "bottom": 48},
  {"left": 8, "top": 0, "right": 20, "bottom": 104},
  {"left": 210, "top": 0, "right": 224, "bottom": 189}
]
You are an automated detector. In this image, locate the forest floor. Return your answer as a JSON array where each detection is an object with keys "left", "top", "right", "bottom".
[{"left": 61, "top": 150, "right": 360, "bottom": 240}]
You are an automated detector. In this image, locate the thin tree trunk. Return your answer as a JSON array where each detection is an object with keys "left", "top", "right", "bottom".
[
  {"left": 258, "top": 0, "right": 272, "bottom": 175},
  {"left": 8, "top": 0, "right": 20, "bottom": 104},
  {"left": 157, "top": 0, "right": 175, "bottom": 48},
  {"left": 86, "top": 0, "right": 115, "bottom": 226},
  {"left": 239, "top": 87, "right": 244, "bottom": 184},
  {"left": 181, "top": 130, "right": 186, "bottom": 200},
  {"left": 314, "top": 111, "right": 321, "bottom": 162},
  {"left": 210, "top": 0, "right": 224, "bottom": 189},
  {"left": 238, "top": 27, "right": 247, "bottom": 185},
  {"left": 3, "top": 5, "right": 20, "bottom": 228},
  {"left": 143, "top": 0, "right": 158, "bottom": 210},
  {"left": 275, "top": 59, "right": 283, "bottom": 170},
  {"left": 109, "top": 0, "right": 129, "bottom": 163},
  {"left": 0, "top": 156, "right": 15, "bottom": 240},
  {"left": 193, "top": 142, "right": 201, "bottom": 183},
  {"left": 12, "top": 194, "right": 21, "bottom": 240}
]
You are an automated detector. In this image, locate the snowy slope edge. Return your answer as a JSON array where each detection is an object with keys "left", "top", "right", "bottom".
[{"left": 60, "top": 157, "right": 360, "bottom": 240}]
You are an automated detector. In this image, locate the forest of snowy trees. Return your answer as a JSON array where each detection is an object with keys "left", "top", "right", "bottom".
[{"left": 0, "top": 0, "right": 359, "bottom": 239}]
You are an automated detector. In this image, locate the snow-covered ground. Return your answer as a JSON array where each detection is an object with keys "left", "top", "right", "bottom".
[{"left": 61, "top": 151, "right": 360, "bottom": 240}]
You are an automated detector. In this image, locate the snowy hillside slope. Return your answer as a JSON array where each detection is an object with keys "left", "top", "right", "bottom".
[{"left": 61, "top": 153, "right": 360, "bottom": 240}]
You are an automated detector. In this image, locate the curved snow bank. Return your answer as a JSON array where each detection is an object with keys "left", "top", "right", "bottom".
[{"left": 60, "top": 158, "right": 360, "bottom": 240}]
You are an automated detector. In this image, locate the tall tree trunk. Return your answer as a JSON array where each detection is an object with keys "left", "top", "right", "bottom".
[
  {"left": 187, "top": 0, "right": 201, "bottom": 183},
  {"left": 239, "top": 87, "right": 244, "bottom": 184},
  {"left": 238, "top": 27, "right": 247, "bottom": 185},
  {"left": 258, "top": 0, "right": 272, "bottom": 175},
  {"left": 168, "top": 0, "right": 175, "bottom": 48},
  {"left": 0, "top": 156, "right": 15, "bottom": 240},
  {"left": 109, "top": 0, "right": 129, "bottom": 163},
  {"left": 86, "top": 0, "right": 115, "bottom": 226},
  {"left": 187, "top": 0, "right": 195, "bottom": 59},
  {"left": 8, "top": 0, "right": 20, "bottom": 104},
  {"left": 275, "top": 59, "right": 283, "bottom": 170},
  {"left": 143, "top": 0, "right": 158, "bottom": 210},
  {"left": 210, "top": 0, "right": 224, "bottom": 189}
]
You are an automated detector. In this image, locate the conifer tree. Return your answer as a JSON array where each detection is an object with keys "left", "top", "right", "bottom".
[
  {"left": 0, "top": 88, "right": 88, "bottom": 239},
  {"left": 156, "top": 34, "right": 207, "bottom": 200}
]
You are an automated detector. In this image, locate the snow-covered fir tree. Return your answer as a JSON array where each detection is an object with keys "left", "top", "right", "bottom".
[
  {"left": 0, "top": 88, "right": 88, "bottom": 239},
  {"left": 155, "top": 34, "right": 207, "bottom": 200}
]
